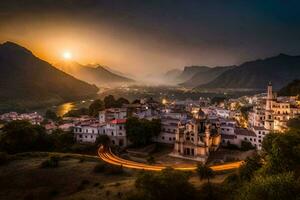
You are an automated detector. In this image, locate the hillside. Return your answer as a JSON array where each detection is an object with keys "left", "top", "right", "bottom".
[
  {"left": 197, "top": 54, "right": 300, "bottom": 90},
  {"left": 278, "top": 79, "right": 300, "bottom": 96},
  {"left": 180, "top": 66, "right": 235, "bottom": 88},
  {"left": 176, "top": 66, "right": 210, "bottom": 82},
  {"left": 56, "top": 62, "right": 134, "bottom": 87},
  {"left": 0, "top": 42, "right": 98, "bottom": 109}
]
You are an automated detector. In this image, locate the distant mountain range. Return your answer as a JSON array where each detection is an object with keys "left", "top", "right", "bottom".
[
  {"left": 0, "top": 42, "right": 98, "bottom": 109},
  {"left": 196, "top": 54, "right": 300, "bottom": 90},
  {"left": 176, "top": 66, "right": 210, "bottom": 82},
  {"left": 55, "top": 62, "right": 134, "bottom": 87},
  {"left": 179, "top": 66, "right": 236, "bottom": 87}
]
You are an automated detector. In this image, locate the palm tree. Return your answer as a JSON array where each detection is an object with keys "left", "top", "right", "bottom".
[{"left": 196, "top": 163, "right": 214, "bottom": 184}]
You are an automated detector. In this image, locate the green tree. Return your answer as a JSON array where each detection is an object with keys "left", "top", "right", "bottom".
[
  {"left": 88, "top": 99, "right": 104, "bottom": 117},
  {"left": 262, "top": 131, "right": 300, "bottom": 174},
  {"left": 237, "top": 172, "right": 300, "bottom": 200},
  {"left": 0, "top": 120, "right": 53, "bottom": 153},
  {"left": 104, "top": 95, "right": 117, "bottom": 108},
  {"left": 116, "top": 97, "right": 130, "bottom": 107},
  {"left": 133, "top": 167, "right": 196, "bottom": 200},
  {"left": 125, "top": 117, "right": 161, "bottom": 147},
  {"left": 196, "top": 163, "right": 214, "bottom": 184},
  {"left": 45, "top": 109, "right": 58, "bottom": 121},
  {"left": 239, "top": 153, "right": 262, "bottom": 181}
]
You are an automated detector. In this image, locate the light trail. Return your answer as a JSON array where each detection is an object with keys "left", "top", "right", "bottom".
[{"left": 98, "top": 146, "right": 243, "bottom": 171}]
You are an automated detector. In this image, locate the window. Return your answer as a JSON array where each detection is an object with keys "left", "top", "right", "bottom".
[
  {"left": 162, "top": 136, "right": 165, "bottom": 140},
  {"left": 119, "top": 126, "right": 122, "bottom": 130}
]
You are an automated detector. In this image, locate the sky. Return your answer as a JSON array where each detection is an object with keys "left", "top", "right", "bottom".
[{"left": 1, "top": 0, "right": 300, "bottom": 76}]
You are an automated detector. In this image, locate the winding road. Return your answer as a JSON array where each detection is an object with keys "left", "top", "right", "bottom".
[{"left": 98, "top": 146, "right": 243, "bottom": 171}]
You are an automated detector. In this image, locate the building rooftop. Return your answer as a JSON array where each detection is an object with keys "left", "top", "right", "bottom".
[
  {"left": 235, "top": 128, "right": 256, "bottom": 137},
  {"left": 110, "top": 119, "right": 127, "bottom": 124}
]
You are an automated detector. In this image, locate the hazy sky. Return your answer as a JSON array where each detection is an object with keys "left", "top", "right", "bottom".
[{"left": 1, "top": 0, "right": 300, "bottom": 75}]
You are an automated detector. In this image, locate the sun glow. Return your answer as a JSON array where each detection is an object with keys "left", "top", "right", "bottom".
[{"left": 62, "top": 51, "right": 72, "bottom": 60}]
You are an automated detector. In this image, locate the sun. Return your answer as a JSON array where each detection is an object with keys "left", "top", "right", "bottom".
[{"left": 62, "top": 51, "right": 72, "bottom": 60}]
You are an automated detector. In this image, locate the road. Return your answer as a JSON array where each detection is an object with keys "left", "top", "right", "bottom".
[{"left": 98, "top": 146, "right": 243, "bottom": 171}]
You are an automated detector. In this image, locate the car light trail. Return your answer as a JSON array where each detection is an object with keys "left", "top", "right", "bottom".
[{"left": 98, "top": 146, "right": 243, "bottom": 171}]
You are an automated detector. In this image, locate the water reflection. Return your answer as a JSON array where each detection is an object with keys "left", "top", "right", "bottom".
[{"left": 55, "top": 102, "right": 75, "bottom": 117}]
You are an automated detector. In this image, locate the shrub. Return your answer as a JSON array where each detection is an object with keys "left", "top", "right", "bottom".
[
  {"left": 40, "top": 156, "right": 59, "bottom": 168},
  {"left": 0, "top": 152, "right": 9, "bottom": 165},
  {"left": 93, "top": 163, "right": 124, "bottom": 175},
  {"left": 93, "top": 163, "right": 107, "bottom": 173},
  {"left": 240, "top": 141, "right": 254, "bottom": 151},
  {"left": 105, "top": 165, "right": 124, "bottom": 175}
]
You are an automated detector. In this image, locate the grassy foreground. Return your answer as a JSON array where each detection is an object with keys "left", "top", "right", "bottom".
[{"left": 0, "top": 152, "right": 233, "bottom": 200}]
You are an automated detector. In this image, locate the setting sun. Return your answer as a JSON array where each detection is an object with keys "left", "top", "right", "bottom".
[{"left": 62, "top": 51, "right": 72, "bottom": 60}]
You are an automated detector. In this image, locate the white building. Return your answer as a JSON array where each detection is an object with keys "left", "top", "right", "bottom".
[
  {"left": 74, "top": 108, "right": 128, "bottom": 147},
  {"left": 99, "top": 108, "right": 127, "bottom": 123},
  {"left": 154, "top": 117, "right": 179, "bottom": 144}
]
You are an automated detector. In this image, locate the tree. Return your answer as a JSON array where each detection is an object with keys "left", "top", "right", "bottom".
[
  {"left": 0, "top": 120, "right": 53, "bottom": 153},
  {"left": 125, "top": 117, "right": 161, "bottom": 147},
  {"left": 240, "top": 140, "right": 254, "bottom": 151},
  {"left": 104, "top": 95, "right": 117, "bottom": 108},
  {"left": 95, "top": 135, "right": 110, "bottom": 147},
  {"left": 237, "top": 172, "right": 300, "bottom": 200},
  {"left": 262, "top": 131, "right": 300, "bottom": 174},
  {"left": 239, "top": 153, "right": 262, "bottom": 181},
  {"left": 133, "top": 167, "right": 196, "bottom": 200},
  {"left": 88, "top": 99, "right": 104, "bottom": 117},
  {"left": 132, "top": 99, "right": 141, "bottom": 104},
  {"left": 45, "top": 109, "right": 58, "bottom": 121},
  {"left": 196, "top": 163, "right": 214, "bottom": 184},
  {"left": 116, "top": 97, "right": 129, "bottom": 107}
]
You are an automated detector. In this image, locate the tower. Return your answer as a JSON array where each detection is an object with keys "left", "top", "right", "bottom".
[{"left": 264, "top": 82, "right": 274, "bottom": 130}]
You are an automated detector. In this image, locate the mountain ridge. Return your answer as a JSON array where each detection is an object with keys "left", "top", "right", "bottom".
[
  {"left": 0, "top": 41, "right": 98, "bottom": 109},
  {"left": 196, "top": 54, "right": 300, "bottom": 90}
]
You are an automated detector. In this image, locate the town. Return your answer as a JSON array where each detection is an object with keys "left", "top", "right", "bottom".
[{"left": 1, "top": 83, "right": 299, "bottom": 165}]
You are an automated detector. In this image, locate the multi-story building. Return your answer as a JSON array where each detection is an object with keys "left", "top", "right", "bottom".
[
  {"left": 74, "top": 108, "right": 128, "bottom": 147},
  {"left": 99, "top": 108, "right": 127, "bottom": 123},
  {"left": 154, "top": 117, "right": 179, "bottom": 144},
  {"left": 249, "top": 82, "right": 300, "bottom": 133},
  {"left": 171, "top": 111, "right": 221, "bottom": 163}
]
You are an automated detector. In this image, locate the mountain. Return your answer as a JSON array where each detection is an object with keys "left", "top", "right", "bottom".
[
  {"left": 278, "top": 79, "right": 300, "bottom": 96},
  {"left": 0, "top": 41, "right": 98, "bottom": 109},
  {"left": 196, "top": 54, "right": 300, "bottom": 90},
  {"left": 102, "top": 66, "right": 134, "bottom": 79},
  {"left": 180, "top": 66, "right": 235, "bottom": 88},
  {"left": 163, "top": 69, "right": 182, "bottom": 84},
  {"left": 177, "top": 66, "right": 210, "bottom": 82},
  {"left": 55, "top": 62, "right": 134, "bottom": 87}
]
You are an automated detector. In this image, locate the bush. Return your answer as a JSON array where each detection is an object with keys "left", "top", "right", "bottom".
[
  {"left": 93, "top": 163, "right": 107, "bottom": 173},
  {"left": 40, "top": 156, "right": 60, "bottom": 168},
  {"left": 0, "top": 152, "right": 9, "bottom": 165},
  {"left": 105, "top": 165, "right": 124, "bottom": 175},
  {"left": 240, "top": 141, "right": 254, "bottom": 151},
  {"left": 93, "top": 163, "right": 124, "bottom": 175}
]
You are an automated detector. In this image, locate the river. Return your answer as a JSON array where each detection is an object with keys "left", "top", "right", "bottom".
[{"left": 53, "top": 99, "right": 94, "bottom": 116}]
